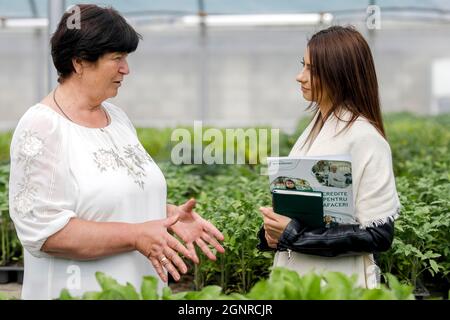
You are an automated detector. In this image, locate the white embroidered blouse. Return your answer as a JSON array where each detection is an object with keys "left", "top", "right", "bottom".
[{"left": 9, "top": 102, "right": 167, "bottom": 299}]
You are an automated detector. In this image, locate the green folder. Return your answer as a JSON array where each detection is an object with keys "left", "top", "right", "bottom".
[{"left": 272, "top": 189, "right": 324, "bottom": 228}]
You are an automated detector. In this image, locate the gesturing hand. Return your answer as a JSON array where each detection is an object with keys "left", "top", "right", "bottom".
[
  {"left": 168, "top": 199, "right": 225, "bottom": 264},
  {"left": 134, "top": 214, "right": 193, "bottom": 283}
]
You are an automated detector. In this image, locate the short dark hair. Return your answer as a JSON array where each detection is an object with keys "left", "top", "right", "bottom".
[{"left": 51, "top": 4, "right": 142, "bottom": 83}]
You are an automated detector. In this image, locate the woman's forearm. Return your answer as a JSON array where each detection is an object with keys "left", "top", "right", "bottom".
[
  {"left": 44, "top": 204, "right": 179, "bottom": 259},
  {"left": 41, "top": 218, "right": 137, "bottom": 260}
]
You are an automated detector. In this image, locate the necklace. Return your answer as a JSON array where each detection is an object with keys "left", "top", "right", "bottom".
[{"left": 52, "top": 87, "right": 110, "bottom": 129}]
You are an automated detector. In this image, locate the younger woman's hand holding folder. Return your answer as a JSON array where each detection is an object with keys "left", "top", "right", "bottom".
[{"left": 260, "top": 207, "right": 292, "bottom": 248}]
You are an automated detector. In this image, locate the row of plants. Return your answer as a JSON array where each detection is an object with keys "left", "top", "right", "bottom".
[
  {"left": 0, "top": 164, "right": 22, "bottom": 267},
  {"left": 161, "top": 113, "right": 450, "bottom": 295},
  {"left": 0, "top": 112, "right": 448, "bottom": 298},
  {"left": 379, "top": 113, "right": 450, "bottom": 294},
  {"left": 50, "top": 268, "right": 414, "bottom": 300}
]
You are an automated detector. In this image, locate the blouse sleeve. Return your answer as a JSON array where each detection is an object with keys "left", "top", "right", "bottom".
[
  {"left": 8, "top": 110, "right": 77, "bottom": 258},
  {"left": 350, "top": 132, "right": 401, "bottom": 228}
]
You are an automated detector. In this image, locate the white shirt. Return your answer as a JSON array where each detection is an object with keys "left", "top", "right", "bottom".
[{"left": 9, "top": 102, "right": 166, "bottom": 299}]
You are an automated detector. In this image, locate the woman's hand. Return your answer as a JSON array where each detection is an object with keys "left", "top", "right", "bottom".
[
  {"left": 134, "top": 214, "right": 193, "bottom": 283},
  {"left": 265, "top": 231, "right": 279, "bottom": 249},
  {"left": 260, "top": 207, "right": 292, "bottom": 248},
  {"left": 168, "top": 199, "right": 225, "bottom": 263}
]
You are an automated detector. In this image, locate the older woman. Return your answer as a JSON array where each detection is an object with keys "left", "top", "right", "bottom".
[{"left": 9, "top": 4, "right": 224, "bottom": 300}]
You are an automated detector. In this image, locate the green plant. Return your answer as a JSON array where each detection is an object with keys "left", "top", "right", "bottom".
[
  {"left": 379, "top": 174, "right": 450, "bottom": 288},
  {"left": 136, "top": 127, "right": 173, "bottom": 162},
  {"left": 57, "top": 267, "right": 415, "bottom": 300},
  {"left": 379, "top": 113, "right": 450, "bottom": 292},
  {"left": 163, "top": 164, "right": 273, "bottom": 293},
  {"left": 0, "top": 132, "right": 12, "bottom": 165},
  {"left": 0, "top": 112, "right": 448, "bottom": 294},
  {"left": 245, "top": 268, "right": 414, "bottom": 300},
  {"left": 0, "top": 164, "right": 23, "bottom": 266}
]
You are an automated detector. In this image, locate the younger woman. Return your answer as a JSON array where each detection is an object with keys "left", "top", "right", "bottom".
[{"left": 258, "top": 26, "right": 400, "bottom": 288}]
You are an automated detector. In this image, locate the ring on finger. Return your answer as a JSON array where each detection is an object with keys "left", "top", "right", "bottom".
[{"left": 160, "top": 255, "right": 169, "bottom": 265}]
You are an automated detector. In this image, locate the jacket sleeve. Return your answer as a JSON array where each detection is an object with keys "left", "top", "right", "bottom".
[{"left": 258, "top": 218, "right": 395, "bottom": 257}]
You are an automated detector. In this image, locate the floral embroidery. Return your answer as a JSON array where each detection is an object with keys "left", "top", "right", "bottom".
[
  {"left": 13, "top": 183, "right": 37, "bottom": 218},
  {"left": 21, "top": 131, "right": 44, "bottom": 157},
  {"left": 13, "top": 130, "right": 44, "bottom": 218},
  {"left": 93, "top": 149, "right": 120, "bottom": 172},
  {"left": 93, "top": 144, "right": 153, "bottom": 190}
]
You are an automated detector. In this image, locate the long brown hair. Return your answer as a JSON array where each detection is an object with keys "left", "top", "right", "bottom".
[{"left": 304, "top": 25, "right": 385, "bottom": 148}]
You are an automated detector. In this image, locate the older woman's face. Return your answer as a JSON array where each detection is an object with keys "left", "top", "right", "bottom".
[{"left": 81, "top": 52, "right": 129, "bottom": 100}]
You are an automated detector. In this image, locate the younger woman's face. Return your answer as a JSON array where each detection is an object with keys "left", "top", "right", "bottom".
[
  {"left": 296, "top": 47, "right": 313, "bottom": 101},
  {"left": 296, "top": 47, "right": 331, "bottom": 108}
]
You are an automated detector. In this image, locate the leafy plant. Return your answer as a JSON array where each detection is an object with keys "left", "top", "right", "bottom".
[
  {"left": 57, "top": 268, "right": 414, "bottom": 300},
  {"left": 379, "top": 113, "right": 450, "bottom": 293},
  {"left": 0, "top": 132, "right": 12, "bottom": 165},
  {"left": 0, "top": 164, "right": 23, "bottom": 266},
  {"left": 162, "top": 164, "right": 273, "bottom": 293},
  {"left": 0, "top": 112, "right": 448, "bottom": 295}
]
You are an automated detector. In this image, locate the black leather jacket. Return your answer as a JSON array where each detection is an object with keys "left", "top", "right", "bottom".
[{"left": 257, "top": 218, "right": 395, "bottom": 257}]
